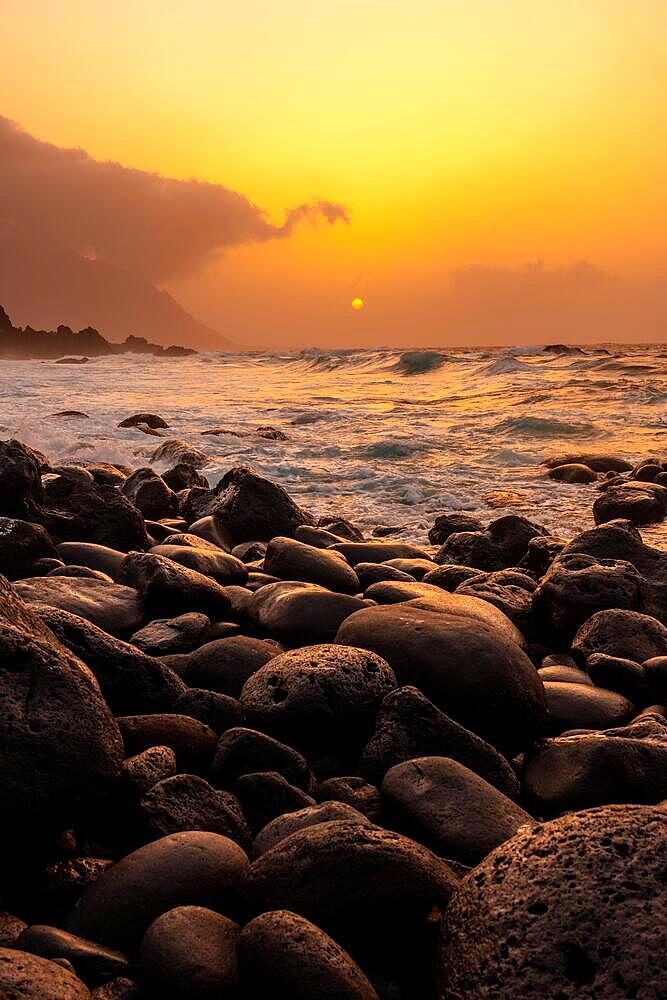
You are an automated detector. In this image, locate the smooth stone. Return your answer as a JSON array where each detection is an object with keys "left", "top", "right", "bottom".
[
  {"left": 593, "top": 481, "right": 667, "bottom": 525},
  {"left": 428, "top": 513, "right": 484, "bottom": 546},
  {"left": 360, "top": 686, "right": 520, "bottom": 798},
  {"left": 0, "top": 948, "right": 91, "bottom": 999},
  {"left": 238, "top": 910, "right": 379, "bottom": 1000},
  {"left": 547, "top": 463, "right": 597, "bottom": 483},
  {"left": 15, "top": 925, "right": 128, "bottom": 986},
  {"left": 174, "top": 688, "right": 242, "bottom": 733},
  {"left": 586, "top": 653, "right": 652, "bottom": 705},
  {"left": 263, "top": 535, "right": 360, "bottom": 593},
  {"left": 162, "top": 464, "right": 209, "bottom": 491},
  {"left": 210, "top": 727, "right": 313, "bottom": 792},
  {"left": 140, "top": 774, "right": 250, "bottom": 848},
  {"left": 355, "top": 562, "right": 416, "bottom": 589},
  {"left": 440, "top": 805, "right": 667, "bottom": 1000},
  {"left": 294, "top": 524, "right": 348, "bottom": 547},
  {"left": 542, "top": 452, "right": 632, "bottom": 472},
  {"left": 48, "top": 565, "right": 114, "bottom": 582},
  {"left": 140, "top": 906, "right": 240, "bottom": 999},
  {"left": 118, "top": 413, "right": 169, "bottom": 429},
  {"left": 329, "top": 541, "right": 432, "bottom": 565},
  {"left": 150, "top": 544, "right": 248, "bottom": 584},
  {"left": 240, "top": 643, "right": 396, "bottom": 754},
  {"left": 249, "top": 581, "right": 368, "bottom": 642},
  {"left": 0, "top": 517, "right": 57, "bottom": 579},
  {"left": 543, "top": 682, "right": 635, "bottom": 734},
  {"left": 317, "top": 516, "right": 365, "bottom": 541},
  {"left": 383, "top": 557, "right": 439, "bottom": 579},
  {"left": 187, "top": 516, "right": 234, "bottom": 550},
  {"left": 57, "top": 542, "right": 126, "bottom": 580},
  {"left": 421, "top": 564, "right": 485, "bottom": 591},
  {"left": 118, "top": 713, "right": 217, "bottom": 771},
  {"left": 253, "top": 802, "right": 371, "bottom": 855},
  {"left": 185, "top": 635, "right": 279, "bottom": 696},
  {"left": 572, "top": 608, "right": 667, "bottom": 663},
  {"left": 537, "top": 664, "right": 593, "bottom": 685},
  {"left": 129, "top": 612, "right": 210, "bottom": 655},
  {"left": 38, "top": 606, "right": 186, "bottom": 713},
  {"left": 14, "top": 576, "right": 144, "bottom": 637},
  {"left": 382, "top": 757, "right": 532, "bottom": 864},
  {"left": 119, "top": 551, "right": 231, "bottom": 618},
  {"left": 68, "top": 832, "right": 249, "bottom": 950}
]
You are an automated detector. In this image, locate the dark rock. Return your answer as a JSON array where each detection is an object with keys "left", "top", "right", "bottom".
[
  {"left": 185, "top": 635, "right": 278, "bottom": 696},
  {"left": 238, "top": 910, "right": 379, "bottom": 1000},
  {"left": 547, "top": 462, "right": 597, "bottom": 483},
  {"left": 33, "top": 556, "right": 66, "bottom": 574},
  {"left": 161, "top": 463, "right": 209, "bottom": 491},
  {"left": 37, "top": 606, "right": 186, "bottom": 713},
  {"left": 518, "top": 534, "right": 567, "bottom": 576},
  {"left": 542, "top": 452, "right": 632, "bottom": 472},
  {"left": 246, "top": 821, "right": 458, "bottom": 950},
  {"left": 0, "top": 517, "right": 57, "bottom": 579},
  {"left": 149, "top": 543, "right": 248, "bottom": 584},
  {"left": 0, "top": 911, "right": 27, "bottom": 947},
  {"left": 140, "top": 906, "right": 240, "bottom": 999},
  {"left": 295, "top": 524, "right": 348, "bottom": 547},
  {"left": 435, "top": 515, "right": 546, "bottom": 570},
  {"left": 182, "top": 466, "right": 315, "bottom": 541},
  {"left": 0, "top": 948, "right": 91, "bottom": 998},
  {"left": 317, "top": 516, "right": 365, "bottom": 541},
  {"left": 14, "top": 575, "right": 144, "bottom": 637},
  {"left": 382, "top": 757, "right": 532, "bottom": 865},
  {"left": 593, "top": 481, "right": 667, "bottom": 525},
  {"left": 455, "top": 575, "right": 534, "bottom": 632},
  {"left": 440, "top": 805, "right": 667, "bottom": 999},
  {"left": 0, "top": 438, "right": 44, "bottom": 517},
  {"left": 236, "top": 771, "right": 317, "bottom": 831},
  {"left": 240, "top": 644, "right": 396, "bottom": 755},
  {"left": 37, "top": 858, "right": 114, "bottom": 919},
  {"left": 355, "top": 562, "right": 416, "bottom": 589},
  {"left": 586, "top": 653, "right": 652, "bottom": 705},
  {"left": 210, "top": 727, "right": 313, "bottom": 792},
  {"left": 643, "top": 655, "right": 667, "bottom": 699},
  {"left": 174, "top": 688, "right": 242, "bottom": 733},
  {"left": 119, "top": 551, "right": 231, "bottom": 618},
  {"left": 317, "top": 776, "right": 383, "bottom": 822},
  {"left": 543, "top": 681, "right": 635, "bottom": 735},
  {"left": 0, "top": 576, "right": 123, "bottom": 830},
  {"left": 121, "top": 468, "right": 179, "bottom": 520},
  {"left": 232, "top": 540, "right": 267, "bottom": 562},
  {"left": 48, "top": 565, "right": 114, "bottom": 582},
  {"left": 129, "top": 612, "right": 210, "bottom": 655},
  {"left": 421, "top": 564, "right": 485, "bottom": 590},
  {"left": 537, "top": 664, "right": 593, "bottom": 685},
  {"left": 329, "top": 541, "right": 431, "bottom": 565},
  {"left": 186, "top": 515, "right": 234, "bottom": 550},
  {"left": 336, "top": 602, "right": 547, "bottom": 754},
  {"left": 572, "top": 608, "right": 667, "bottom": 663},
  {"left": 522, "top": 713, "right": 667, "bottom": 814},
  {"left": 57, "top": 542, "right": 126, "bottom": 580},
  {"left": 118, "top": 414, "right": 169, "bottom": 429},
  {"left": 249, "top": 581, "right": 368, "bottom": 642},
  {"left": 85, "top": 464, "right": 128, "bottom": 487},
  {"left": 150, "top": 439, "right": 208, "bottom": 467},
  {"left": 255, "top": 425, "right": 288, "bottom": 440},
  {"left": 40, "top": 476, "right": 149, "bottom": 551},
  {"left": 264, "top": 535, "right": 360, "bottom": 593},
  {"left": 253, "top": 802, "right": 371, "bottom": 855},
  {"left": 68, "top": 831, "right": 249, "bottom": 950},
  {"left": 360, "top": 686, "right": 520, "bottom": 798},
  {"left": 140, "top": 774, "right": 251, "bottom": 847},
  {"left": 382, "top": 557, "right": 438, "bottom": 580},
  {"left": 121, "top": 747, "right": 177, "bottom": 798},
  {"left": 633, "top": 461, "right": 662, "bottom": 481},
  {"left": 91, "top": 976, "right": 139, "bottom": 999},
  {"left": 118, "top": 715, "right": 217, "bottom": 771},
  {"left": 428, "top": 513, "right": 484, "bottom": 546},
  {"left": 15, "top": 925, "right": 128, "bottom": 987}
]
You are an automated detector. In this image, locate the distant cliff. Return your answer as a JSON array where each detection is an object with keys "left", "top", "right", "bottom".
[
  {"left": 0, "top": 305, "right": 197, "bottom": 359},
  {"left": 0, "top": 238, "right": 239, "bottom": 351}
]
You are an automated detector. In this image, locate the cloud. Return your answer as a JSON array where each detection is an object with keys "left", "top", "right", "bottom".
[{"left": 0, "top": 115, "right": 348, "bottom": 281}]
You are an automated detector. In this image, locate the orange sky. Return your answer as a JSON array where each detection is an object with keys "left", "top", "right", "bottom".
[{"left": 2, "top": 0, "right": 667, "bottom": 346}]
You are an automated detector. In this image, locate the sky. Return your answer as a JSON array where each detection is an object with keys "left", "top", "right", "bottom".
[{"left": 2, "top": 0, "right": 667, "bottom": 347}]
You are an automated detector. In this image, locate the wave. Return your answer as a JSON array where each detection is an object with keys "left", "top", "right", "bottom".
[
  {"left": 479, "top": 355, "right": 535, "bottom": 376},
  {"left": 394, "top": 351, "right": 448, "bottom": 375},
  {"left": 491, "top": 415, "right": 600, "bottom": 438},
  {"left": 359, "top": 437, "right": 431, "bottom": 459}
]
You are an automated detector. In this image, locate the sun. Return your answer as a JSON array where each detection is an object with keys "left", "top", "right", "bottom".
[{"left": 351, "top": 297, "right": 364, "bottom": 310}]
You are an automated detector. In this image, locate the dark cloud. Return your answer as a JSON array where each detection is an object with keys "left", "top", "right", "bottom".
[{"left": 0, "top": 115, "right": 348, "bottom": 281}]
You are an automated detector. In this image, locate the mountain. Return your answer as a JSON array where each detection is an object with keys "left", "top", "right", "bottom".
[{"left": 0, "top": 238, "right": 238, "bottom": 351}]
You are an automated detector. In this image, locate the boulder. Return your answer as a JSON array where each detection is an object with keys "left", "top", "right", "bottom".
[
  {"left": 118, "top": 715, "right": 217, "bottom": 771},
  {"left": 140, "top": 906, "right": 239, "bottom": 999},
  {"left": 161, "top": 463, "right": 209, "bottom": 492},
  {"left": 236, "top": 771, "right": 316, "bottom": 832},
  {"left": 148, "top": 544, "right": 248, "bottom": 584},
  {"left": 329, "top": 541, "right": 431, "bottom": 565},
  {"left": 542, "top": 452, "right": 632, "bottom": 472},
  {"left": 15, "top": 925, "right": 128, "bottom": 987},
  {"left": 0, "top": 948, "right": 91, "bottom": 999},
  {"left": 68, "top": 832, "right": 249, "bottom": 950},
  {"left": 14, "top": 576, "right": 144, "bottom": 638},
  {"left": 264, "top": 536, "right": 360, "bottom": 593},
  {"left": 238, "top": 910, "right": 379, "bottom": 1000},
  {"left": 572, "top": 608, "right": 667, "bottom": 663},
  {"left": 253, "top": 802, "right": 371, "bottom": 855},
  {"left": 174, "top": 688, "right": 242, "bottom": 734},
  {"left": 139, "top": 774, "right": 250, "bottom": 847},
  {"left": 121, "top": 468, "right": 179, "bottom": 520},
  {"left": 249, "top": 581, "right": 368, "bottom": 641},
  {"left": 547, "top": 463, "right": 597, "bottom": 483},
  {"left": 120, "top": 747, "right": 177, "bottom": 799},
  {"left": 57, "top": 542, "right": 126, "bottom": 580},
  {"left": 185, "top": 635, "right": 278, "bottom": 697},
  {"left": 436, "top": 515, "right": 545, "bottom": 571},
  {"left": 118, "top": 413, "right": 169, "bottom": 429},
  {"left": 210, "top": 727, "right": 313, "bottom": 792},
  {"left": 593, "top": 481, "right": 667, "bottom": 525},
  {"left": 119, "top": 552, "right": 230, "bottom": 618},
  {"left": 0, "top": 517, "right": 57, "bottom": 579},
  {"left": 428, "top": 513, "right": 484, "bottom": 546},
  {"left": 543, "top": 682, "right": 635, "bottom": 735},
  {"left": 150, "top": 439, "right": 208, "bottom": 467},
  {"left": 129, "top": 613, "right": 210, "bottom": 655},
  {"left": 317, "top": 776, "right": 383, "bottom": 822},
  {"left": 0, "top": 438, "right": 44, "bottom": 517},
  {"left": 440, "top": 805, "right": 667, "bottom": 999},
  {"left": 585, "top": 653, "right": 652, "bottom": 705},
  {"left": 40, "top": 476, "right": 149, "bottom": 551}
]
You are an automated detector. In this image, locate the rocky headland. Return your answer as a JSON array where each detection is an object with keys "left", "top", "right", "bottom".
[
  {"left": 0, "top": 435, "right": 665, "bottom": 998},
  {"left": 0, "top": 306, "right": 196, "bottom": 360}
]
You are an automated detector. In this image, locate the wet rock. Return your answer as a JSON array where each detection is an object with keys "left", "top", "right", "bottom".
[
  {"left": 118, "top": 714, "right": 217, "bottom": 771},
  {"left": 149, "top": 543, "right": 248, "bottom": 585},
  {"left": 140, "top": 906, "right": 240, "bottom": 999},
  {"left": 85, "top": 464, "right": 128, "bottom": 487},
  {"left": 435, "top": 515, "right": 546, "bottom": 571},
  {"left": 16, "top": 925, "right": 128, "bottom": 987},
  {"left": 295, "top": 524, "right": 348, "bottom": 547},
  {"left": 538, "top": 663, "right": 593, "bottom": 685},
  {"left": 593, "top": 480, "right": 667, "bottom": 525},
  {"left": 383, "top": 757, "right": 532, "bottom": 865},
  {"left": 240, "top": 644, "right": 396, "bottom": 755},
  {"left": 0, "top": 948, "right": 91, "bottom": 998},
  {"left": 255, "top": 424, "right": 288, "bottom": 440},
  {"left": 264, "top": 535, "right": 360, "bottom": 593},
  {"left": 547, "top": 462, "right": 597, "bottom": 483},
  {"left": 428, "top": 513, "right": 484, "bottom": 546},
  {"left": 186, "top": 515, "right": 234, "bottom": 550},
  {"left": 41, "top": 476, "right": 149, "bottom": 551},
  {"left": 236, "top": 771, "right": 317, "bottom": 831},
  {"left": 121, "top": 468, "right": 179, "bottom": 520},
  {"left": 440, "top": 805, "right": 667, "bottom": 999},
  {"left": 150, "top": 439, "right": 208, "bottom": 467},
  {"left": 317, "top": 776, "right": 383, "bottom": 822},
  {"left": 336, "top": 603, "right": 546, "bottom": 754},
  {"left": 360, "top": 686, "right": 520, "bottom": 798},
  {"left": 174, "top": 688, "right": 242, "bottom": 733},
  {"left": 0, "top": 438, "right": 44, "bottom": 517},
  {"left": 247, "top": 820, "right": 458, "bottom": 950},
  {"left": 37, "top": 606, "right": 186, "bottom": 713},
  {"left": 182, "top": 466, "right": 315, "bottom": 541},
  {"left": 522, "top": 713, "right": 667, "bottom": 814},
  {"left": 586, "top": 653, "right": 652, "bottom": 705},
  {"left": 355, "top": 562, "right": 416, "bottom": 588},
  {"left": 129, "top": 612, "right": 210, "bottom": 655},
  {"left": 210, "top": 727, "right": 313, "bottom": 792},
  {"left": 0, "top": 576, "right": 123, "bottom": 831},
  {"left": 161, "top": 463, "right": 209, "bottom": 492},
  {"left": 238, "top": 910, "right": 379, "bottom": 1000},
  {"left": 68, "top": 831, "right": 249, "bottom": 950},
  {"left": 185, "top": 635, "right": 278, "bottom": 697},
  {"left": 0, "top": 517, "right": 57, "bottom": 579},
  {"left": 317, "top": 516, "right": 365, "bottom": 541},
  {"left": 543, "top": 681, "right": 635, "bottom": 735},
  {"left": 542, "top": 452, "right": 632, "bottom": 472},
  {"left": 121, "top": 747, "right": 177, "bottom": 798},
  {"left": 119, "top": 551, "right": 231, "bottom": 618},
  {"left": 14, "top": 575, "right": 144, "bottom": 637},
  {"left": 253, "top": 802, "right": 371, "bottom": 855},
  {"left": 329, "top": 540, "right": 431, "bottom": 565},
  {"left": 455, "top": 574, "right": 534, "bottom": 632},
  {"left": 57, "top": 542, "right": 127, "bottom": 580},
  {"left": 572, "top": 608, "right": 667, "bottom": 663},
  {"left": 118, "top": 413, "right": 169, "bottom": 429},
  {"left": 421, "top": 564, "right": 485, "bottom": 591},
  {"left": 140, "top": 774, "right": 251, "bottom": 847},
  {"left": 249, "top": 581, "right": 368, "bottom": 641}
]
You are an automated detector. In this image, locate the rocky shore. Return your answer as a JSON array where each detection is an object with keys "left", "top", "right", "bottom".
[{"left": 0, "top": 434, "right": 665, "bottom": 999}]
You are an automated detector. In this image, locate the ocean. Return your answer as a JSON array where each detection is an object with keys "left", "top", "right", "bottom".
[{"left": 3, "top": 344, "right": 667, "bottom": 545}]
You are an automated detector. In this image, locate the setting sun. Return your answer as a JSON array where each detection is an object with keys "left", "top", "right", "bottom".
[{"left": 351, "top": 297, "right": 364, "bottom": 311}]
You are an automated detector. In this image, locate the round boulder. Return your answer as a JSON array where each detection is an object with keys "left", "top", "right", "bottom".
[{"left": 140, "top": 906, "right": 239, "bottom": 999}]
